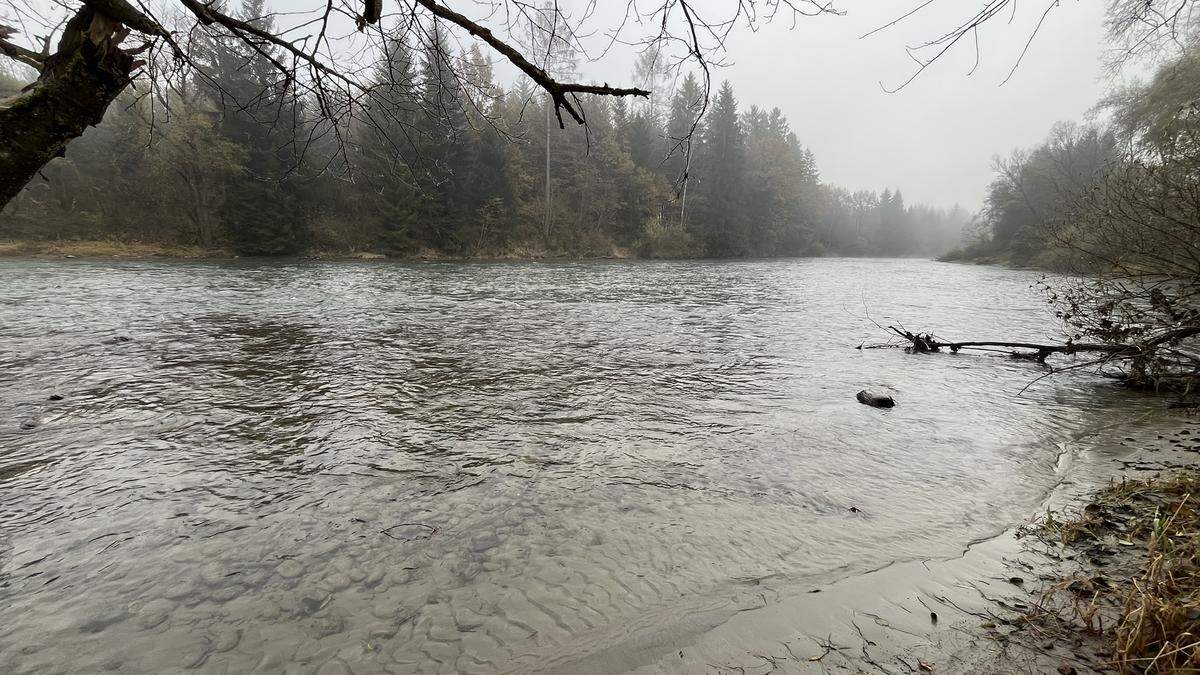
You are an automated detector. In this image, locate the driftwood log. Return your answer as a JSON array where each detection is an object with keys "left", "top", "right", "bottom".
[
  {"left": 884, "top": 325, "right": 1200, "bottom": 394},
  {"left": 888, "top": 326, "right": 1160, "bottom": 363}
]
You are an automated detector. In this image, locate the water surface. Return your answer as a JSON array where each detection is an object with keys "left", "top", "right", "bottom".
[{"left": 0, "top": 258, "right": 1150, "bottom": 673}]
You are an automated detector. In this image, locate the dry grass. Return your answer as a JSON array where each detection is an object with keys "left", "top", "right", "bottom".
[
  {"left": 0, "top": 239, "right": 229, "bottom": 258},
  {"left": 1114, "top": 476, "right": 1200, "bottom": 673},
  {"left": 1021, "top": 472, "right": 1200, "bottom": 673}
]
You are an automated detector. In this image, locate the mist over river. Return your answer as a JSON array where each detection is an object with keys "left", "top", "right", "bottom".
[{"left": 0, "top": 258, "right": 1159, "bottom": 673}]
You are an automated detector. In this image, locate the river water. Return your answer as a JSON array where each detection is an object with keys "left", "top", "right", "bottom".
[{"left": 0, "top": 258, "right": 1156, "bottom": 673}]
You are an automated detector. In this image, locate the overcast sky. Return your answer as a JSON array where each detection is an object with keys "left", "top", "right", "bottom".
[
  {"left": 555, "top": 1, "right": 1111, "bottom": 211},
  {"left": 257, "top": 0, "right": 1112, "bottom": 211}
]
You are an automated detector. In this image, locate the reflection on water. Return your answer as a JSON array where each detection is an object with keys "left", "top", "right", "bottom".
[{"left": 0, "top": 258, "right": 1151, "bottom": 672}]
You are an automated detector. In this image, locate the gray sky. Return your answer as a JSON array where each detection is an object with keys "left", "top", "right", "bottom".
[{"left": 563, "top": 1, "right": 1111, "bottom": 211}]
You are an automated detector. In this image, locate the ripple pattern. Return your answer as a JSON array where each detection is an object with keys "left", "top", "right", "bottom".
[{"left": 0, "top": 258, "right": 1153, "bottom": 673}]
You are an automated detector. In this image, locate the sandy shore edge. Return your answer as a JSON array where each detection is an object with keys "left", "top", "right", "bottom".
[{"left": 526, "top": 411, "right": 1200, "bottom": 674}]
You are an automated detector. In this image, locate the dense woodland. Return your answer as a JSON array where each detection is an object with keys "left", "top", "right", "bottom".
[{"left": 0, "top": 0, "right": 965, "bottom": 259}]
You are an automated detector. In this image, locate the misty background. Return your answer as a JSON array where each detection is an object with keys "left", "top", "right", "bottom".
[
  {"left": 0, "top": 0, "right": 1116, "bottom": 257},
  {"left": 522, "top": 1, "right": 1111, "bottom": 210}
]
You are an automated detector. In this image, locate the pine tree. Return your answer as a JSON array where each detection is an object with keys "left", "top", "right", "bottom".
[
  {"left": 415, "top": 22, "right": 472, "bottom": 250},
  {"left": 360, "top": 31, "right": 422, "bottom": 253},
  {"left": 203, "top": 0, "right": 309, "bottom": 255},
  {"left": 693, "top": 80, "right": 747, "bottom": 256}
]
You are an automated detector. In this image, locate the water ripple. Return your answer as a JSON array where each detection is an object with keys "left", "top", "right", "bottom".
[{"left": 0, "top": 258, "right": 1156, "bottom": 673}]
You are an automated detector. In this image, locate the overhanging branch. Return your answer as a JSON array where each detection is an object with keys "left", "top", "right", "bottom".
[
  {"left": 411, "top": 0, "right": 650, "bottom": 128},
  {"left": 0, "top": 27, "right": 44, "bottom": 70}
]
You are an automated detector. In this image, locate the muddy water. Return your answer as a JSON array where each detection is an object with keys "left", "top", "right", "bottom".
[{"left": 0, "top": 258, "right": 1156, "bottom": 673}]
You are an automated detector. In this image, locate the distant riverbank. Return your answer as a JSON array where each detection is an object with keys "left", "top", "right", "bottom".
[{"left": 0, "top": 239, "right": 648, "bottom": 261}]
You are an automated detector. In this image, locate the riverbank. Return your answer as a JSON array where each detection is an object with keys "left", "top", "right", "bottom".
[
  {"left": 1015, "top": 464, "right": 1200, "bottom": 673},
  {"left": 0, "top": 239, "right": 644, "bottom": 261},
  {"left": 615, "top": 412, "right": 1200, "bottom": 674},
  {"left": 0, "top": 240, "right": 233, "bottom": 259}
]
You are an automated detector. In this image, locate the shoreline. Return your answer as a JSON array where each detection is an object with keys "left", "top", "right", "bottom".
[
  {"left": 0, "top": 239, "right": 951, "bottom": 263},
  {"left": 594, "top": 411, "right": 1200, "bottom": 674},
  {"left": 0, "top": 239, "right": 639, "bottom": 262}
]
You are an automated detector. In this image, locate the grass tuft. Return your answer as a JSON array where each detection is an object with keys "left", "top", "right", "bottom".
[{"left": 1020, "top": 472, "right": 1200, "bottom": 673}]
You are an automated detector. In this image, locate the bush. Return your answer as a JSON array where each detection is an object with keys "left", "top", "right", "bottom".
[{"left": 636, "top": 216, "right": 697, "bottom": 259}]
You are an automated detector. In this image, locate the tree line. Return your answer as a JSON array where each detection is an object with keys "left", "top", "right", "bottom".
[{"left": 0, "top": 0, "right": 965, "bottom": 259}]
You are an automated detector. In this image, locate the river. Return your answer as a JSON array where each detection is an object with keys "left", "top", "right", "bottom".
[{"left": 0, "top": 258, "right": 1158, "bottom": 673}]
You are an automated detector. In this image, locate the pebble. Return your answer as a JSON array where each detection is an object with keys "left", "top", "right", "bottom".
[
  {"left": 322, "top": 573, "right": 352, "bottom": 592},
  {"left": 366, "top": 621, "right": 400, "bottom": 641},
  {"left": 372, "top": 600, "right": 399, "bottom": 620},
  {"left": 199, "top": 562, "right": 229, "bottom": 587},
  {"left": 469, "top": 534, "right": 501, "bottom": 554},
  {"left": 307, "top": 616, "right": 345, "bottom": 639},
  {"left": 256, "top": 600, "right": 282, "bottom": 620},
  {"left": 78, "top": 608, "right": 129, "bottom": 634},
  {"left": 276, "top": 559, "right": 304, "bottom": 579},
  {"left": 134, "top": 598, "right": 177, "bottom": 629},
  {"left": 300, "top": 595, "right": 329, "bottom": 615},
  {"left": 211, "top": 627, "right": 242, "bottom": 653}
]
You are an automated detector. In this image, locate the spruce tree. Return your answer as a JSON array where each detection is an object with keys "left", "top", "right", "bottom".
[{"left": 693, "top": 80, "right": 747, "bottom": 256}]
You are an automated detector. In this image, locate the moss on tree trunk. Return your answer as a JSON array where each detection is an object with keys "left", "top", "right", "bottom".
[{"left": 0, "top": 6, "right": 135, "bottom": 208}]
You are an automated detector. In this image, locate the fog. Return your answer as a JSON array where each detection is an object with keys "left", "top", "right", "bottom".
[
  {"left": 558, "top": 1, "right": 1109, "bottom": 210},
  {"left": 0, "top": 0, "right": 1124, "bottom": 257}
]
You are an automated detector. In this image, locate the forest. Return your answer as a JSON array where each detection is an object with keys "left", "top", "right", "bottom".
[
  {"left": 947, "top": 41, "right": 1200, "bottom": 275},
  {"left": 0, "top": 0, "right": 966, "bottom": 260}
]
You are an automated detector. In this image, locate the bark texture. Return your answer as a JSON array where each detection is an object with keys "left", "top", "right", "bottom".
[{"left": 0, "top": 6, "right": 135, "bottom": 208}]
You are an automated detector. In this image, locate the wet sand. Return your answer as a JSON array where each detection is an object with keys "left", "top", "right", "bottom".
[{"left": 589, "top": 413, "right": 1200, "bottom": 674}]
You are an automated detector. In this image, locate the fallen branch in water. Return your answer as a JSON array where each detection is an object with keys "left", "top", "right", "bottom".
[{"left": 887, "top": 325, "right": 1200, "bottom": 364}]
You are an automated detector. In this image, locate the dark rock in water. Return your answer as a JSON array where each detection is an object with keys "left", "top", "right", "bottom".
[
  {"left": 19, "top": 420, "right": 37, "bottom": 430},
  {"left": 856, "top": 390, "right": 895, "bottom": 408},
  {"left": 48, "top": 394, "right": 63, "bottom": 401},
  {"left": 104, "top": 336, "right": 133, "bottom": 344}
]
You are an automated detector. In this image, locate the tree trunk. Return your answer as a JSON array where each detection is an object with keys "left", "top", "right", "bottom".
[{"left": 0, "top": 6, "right": 136, "bottom": 209}]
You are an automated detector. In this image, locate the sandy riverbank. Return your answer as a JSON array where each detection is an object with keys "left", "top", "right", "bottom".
[{"left": 536, "top": 411, "right": 1199, "bottom": 674}]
